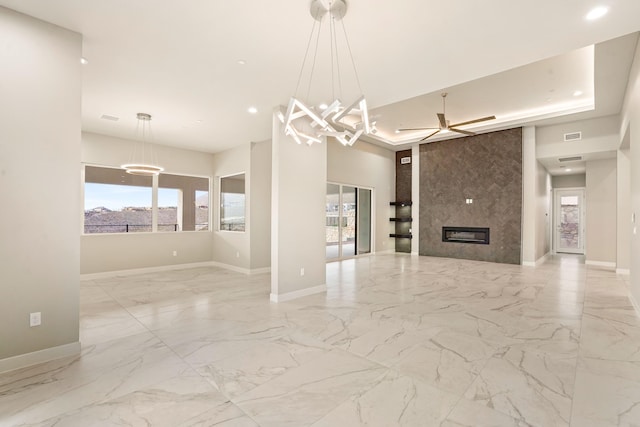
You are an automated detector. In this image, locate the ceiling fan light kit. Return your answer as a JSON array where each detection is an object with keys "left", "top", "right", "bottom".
[
  {"left": 398, "top": 92, "right": 496, "bottom": 141},
  {"left": 281, "top": 0, "right": 371, "bottom": 147}
]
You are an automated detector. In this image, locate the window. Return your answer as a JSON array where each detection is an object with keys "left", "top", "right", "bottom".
[
  {"left": 83, "top": 165, "right": 209, "bottom": 234},
  {"left": 220, "top": 173, "right": 245, "bottom": 232},
  {"left": 158, "top": 174, "right": 209, "bottom": 231}
]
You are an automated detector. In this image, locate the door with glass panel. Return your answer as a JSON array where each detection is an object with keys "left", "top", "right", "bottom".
[
  {"left": 326, "top": 183, "right": 372, "bottom": 260},
  {"left": 554, "top": 189, "right": 585, "bottom": 254}
]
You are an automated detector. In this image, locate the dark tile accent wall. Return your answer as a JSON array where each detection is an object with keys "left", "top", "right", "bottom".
[
  {"left": 395, "top": 150, "right": 412, "bottom": 253},
  {"left": 419, "top": 128, "right": 522, "bottom": 264}
]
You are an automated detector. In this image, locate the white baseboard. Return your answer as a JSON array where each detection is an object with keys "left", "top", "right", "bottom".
[
  {"left": 522, "top": 252, "right": 550, "bottom": 267},
  {"left": 630, "top": 293, "right": 640, "bottom": 317},
  {"left": 210, "top": 261, "right": 270, "bottom": 275},
  {"left": 585, "top": 260, "right": 616, "bottom": 269},
  {"left": 81, "top": 261, "right": 215, "bottom": 280},
  {"left": 270, "top": 284, "right": 327, "bottom": 303},
  {"left": 616, "top": 268, "right": 631, "bottom": 275},
  {"left": 0, "top": 341, "right": 80, "bottom": 374},
  {"left": 81, "top": 261, "right": 271, "bottom": 280},
  {"left": 250, "top": 266, "right": 271, "bottom": 275}
]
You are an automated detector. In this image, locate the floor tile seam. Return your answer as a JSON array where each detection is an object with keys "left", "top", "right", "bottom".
[
  {"left": 296, "top": 367, "right": 394, "bottom": 427},
  {"left": 227, "top": 363, "right": 391, "bottom": 422}
]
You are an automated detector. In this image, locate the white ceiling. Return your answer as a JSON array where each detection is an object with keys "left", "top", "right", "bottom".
[{"left": 1, "top": 0, "right": 640, "bottom": 154}]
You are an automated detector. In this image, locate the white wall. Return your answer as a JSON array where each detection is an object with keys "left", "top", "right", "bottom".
[
  {"left": 0, "top": 7, "right": 81, "bottom": 364},
  {"left": 212, "top": 144, "right": 251, "bottom": 270},
  {"left": 536, "top": 161, "right": 551, "bottom": 260},
  {"left": 327, "top": 139, "right": 395, "bottom": 254},
  {"left": 81, "top": 132, "right": 215, "bottom": 274},
  {"left": 552, "top": 174, "right": 586, "bottom": 188},
  {"left": 620, "top": 37, "right": 640, "bottom": 308},
  {"left": 522, "top": 126, "right": 536, "bottom": 264},
  {"left": 250, "top": 140, "right": 272, "bottom": 270},
  {"left": 536, "top": 115, "right": 620, "bottom": 160},
  {"left": 271, "top": 113, "right": 327, "bottom": 301},
  {"left": 617, "top": 146, "right": 631, "bottom": 273},
  {"left": 585, "top": 159, "right": 617, "bottom": 265}
]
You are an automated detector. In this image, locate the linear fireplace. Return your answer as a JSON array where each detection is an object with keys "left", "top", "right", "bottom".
[{"left": 442, "top": 227, "right": 490, "bottom": 245}]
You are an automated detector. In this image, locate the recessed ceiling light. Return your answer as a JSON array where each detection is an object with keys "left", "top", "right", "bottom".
[
  {"left": 195, "top": 119, "right": 203, "bottom": 124},
  {"left": 566, "top": 168, "right": 573, "bottom": 172},
  {"left": 586, "top": 6, "right": 608, "bottom": 21},
  {"left": 80, "top": 57, "right": 89, "bottom": 65},
  {"left": 319, "top": 103, "right": 328, "bottom": 110},
  {"left": 573, "top": 90, "right": 583, "bottom": 97},
  {"left": 395, "top": 129, "right": 400, "bottom": 134},
  {"left": 248, "top": 107, "right": 258, "bottom": 114},
  {"left": 237, "top": 60, "right": 246, "bottom": 65}
]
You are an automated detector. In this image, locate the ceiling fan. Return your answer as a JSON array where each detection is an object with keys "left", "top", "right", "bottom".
[{"left": 398, "top": 93, "right": 496, "bottom": 141}]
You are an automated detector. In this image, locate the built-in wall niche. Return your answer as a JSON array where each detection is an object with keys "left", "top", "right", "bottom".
[{"left": 219, "top": 173, "right": 245, "bottom": 232}]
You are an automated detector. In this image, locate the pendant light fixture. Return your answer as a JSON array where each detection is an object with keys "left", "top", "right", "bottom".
[
  {"left": 121, "top": 112, "right": 164, "bottom": 176},
  {"left": 282, "top": 0, "right": 371, "bottom": 147}
]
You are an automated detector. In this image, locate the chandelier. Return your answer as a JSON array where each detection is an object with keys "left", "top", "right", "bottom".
[
  {"left": 121, "top": 112, "right": 164, "bottom": 176},
  {"left": 282, "top": 0, "right": 371, "bottom": 147}
]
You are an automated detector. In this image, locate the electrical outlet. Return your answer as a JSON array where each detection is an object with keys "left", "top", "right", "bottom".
[
  {"left": 236, "top": 251, "right": 240, "bottom": 258},
  {"left": 300, "top": 267, "right": 305, "bottom": 276},
  {"left": 172, "top": 250, "right": 177, "bottom": 257},
  {"left": 30, "top": 312, "right": 41, "bottom": 327}
]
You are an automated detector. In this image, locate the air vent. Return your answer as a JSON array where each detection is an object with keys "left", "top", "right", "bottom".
[
  {"left": 564, "top": 131, "right": 582, "bottom": 141},
  {"left": 100, "top": 114, "right": 119, "bottom": 121},
  {"left": 558, "top": 156, "right": 583, "bottom": 163}
]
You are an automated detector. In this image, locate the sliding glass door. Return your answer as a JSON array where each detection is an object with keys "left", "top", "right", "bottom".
[{"left": 326, "top": 183, "right": 372, "bottom": 260}]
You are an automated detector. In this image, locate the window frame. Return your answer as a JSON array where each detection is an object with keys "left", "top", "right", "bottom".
[
  {"left": 218, "top": 171, "right": 246, "bottom": 233},
  {"left": 82, "top": 164, "right": 211, "bottom": 235}
]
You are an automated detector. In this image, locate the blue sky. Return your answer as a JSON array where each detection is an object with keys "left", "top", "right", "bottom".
[{"left": 85, "top": 183, "right": 178, "bottom": 210}]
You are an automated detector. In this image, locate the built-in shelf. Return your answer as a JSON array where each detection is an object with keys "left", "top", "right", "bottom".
[{"left": 390, "top": 201, "right": 412, "bottom": 243}]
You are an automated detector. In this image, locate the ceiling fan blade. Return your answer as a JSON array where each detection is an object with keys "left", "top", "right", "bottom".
[
  {"left": 448, "top": 115, "right": 496, "bottom": 128},
  {"left": 437, "top": 113, "right": 447, "bottom": 129},
  {"left": 450, "top": 128, "right": 476, "bottom": 136},
  {"left": 420, "top": 130, "right": 441, "bottom": 141},
  {"left": 397, "top": 127, "right": 440, "bottom": 131}
]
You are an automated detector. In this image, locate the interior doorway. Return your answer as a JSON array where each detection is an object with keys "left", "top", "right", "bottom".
[
  {"left": 553, "top": 188, "right": 585, "bottom": 254},
  {"left": 326, "top": 183, "right": 372, "bottom": 260}
]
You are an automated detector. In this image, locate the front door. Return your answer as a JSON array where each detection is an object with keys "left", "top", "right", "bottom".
[{"left": 554, "top": 189, "right": 585, "bottom": 254}]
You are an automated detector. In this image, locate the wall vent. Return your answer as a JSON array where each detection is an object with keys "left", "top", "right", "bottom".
[
  {"left": 558, "top": 156, "right": 583, "bottom": 163},
  {"left": 100, "top": 114, "right": 119, "bottom": 121},
  {"left": 564, "top": 131, "right": 582, "bottom": 141}
]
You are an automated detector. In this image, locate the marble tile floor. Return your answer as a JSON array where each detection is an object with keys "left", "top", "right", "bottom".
[{"left": 1, "top": 254, "right": 639, "bottom": 426}]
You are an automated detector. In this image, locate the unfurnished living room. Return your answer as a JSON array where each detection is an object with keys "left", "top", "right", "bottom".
[{"left": 1, "top": 1, "right": 640, "bottom": 426}]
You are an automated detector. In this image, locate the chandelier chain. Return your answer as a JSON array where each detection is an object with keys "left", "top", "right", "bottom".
[{"left": 339, "top": 18, "right": 363, "bottom": 95}]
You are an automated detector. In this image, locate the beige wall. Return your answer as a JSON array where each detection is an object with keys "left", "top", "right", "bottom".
[
  {"left": 552, "top": 174, "right": 586, "bottom": 188},
  {"left": 81, "top": 132, "right": 215, "bottom": 274},
  {"left": 536, "top": 115, "right": 620, "bottom": 160},
  {"left": 271, "top": 113, "right": 327, "bottom": 299},
  {"left": 522, "top": 126, "right": 536, "bottom": 264},
  {"left": 585, "top": 159, "right": 617, "bottom": 264},
  {"left": 327, "top": 139, "right": 395, "bottom": 254},
  {"left": 617, "top": 147, "right": 631, "bottom": 272},
  {"left": 0, "top": 7, "right": 81, "bottom": 362},
  {"left": 212, "top": 144, "right": 251, "bottom": 270},
  {"left": 250, "top": 140, "right": 272, "bottom": 270},
  {"left": 620, "top": 38, "right": 640, "bottom": 307},
  {"left": 536, "top": 161, "right": 552, "bottom": 260}
]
